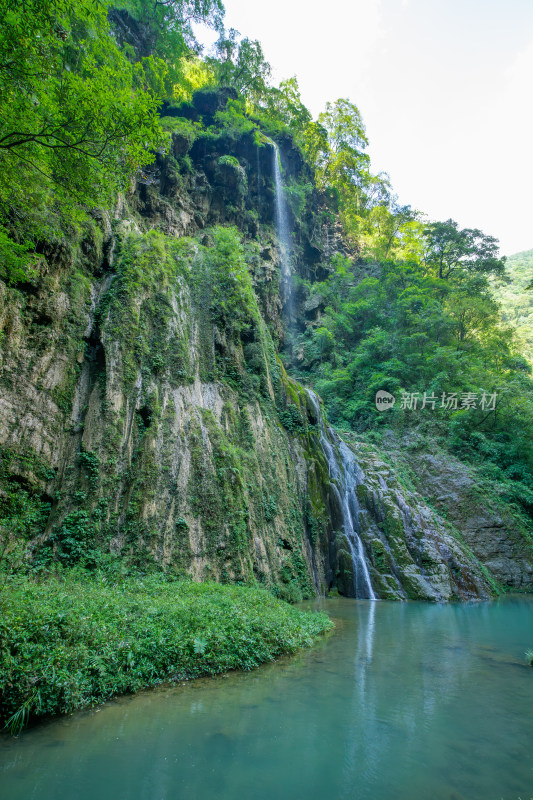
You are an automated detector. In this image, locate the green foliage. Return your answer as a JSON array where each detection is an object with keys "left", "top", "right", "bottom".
[
  {"left": 261, "top": 77, "right": 312, "bottom": 135},
  {"left": 359, "top": 203, "right": 420, "bottom": 261},
  {"left": 78, "top": 445, "right": 100, "bottom": 492},
  {"left": 315, "top": 99, "right": 371, "bottom": 225},
  {"left": 272, "top": 551, "right": 313, "bottom": 604},
  {"left": 278, "top": 404, "right": 306, "bottom": 434},
  {"left": 423, "top": 219, "right": 506, "bottom": 280},
  {"left": 259, "top": 92, "right": 395, "bottom": 247},
  {"left": 113, "top": 0, "right": 223, "bottom": 92},
  {"left": 284, "top": 178, "right": 313, "bottom": 219},
  {"left": 172, "top": 56, "right": 216, "bottom": 102},
  {"left": 196, "top": 226, "right": 259, "bottom": 338},
  {"left": 0, "top": 0, "right": 228, "bottom": 271},
  {"left": 213, "top": 98, "right": 258, "bottom": 137},
  {"left": 47, "top": 510, "right": 97, "bottom": 568},
  {"left": 294, "top": 242, "right": 533, "bottom": 518},
  {"left": 218, "top": 154, "right": 240, "bottom": 168},
  {"left": 188, "top": 410, "right": 251, "bottom": 558},
  {"left": 0, "top": 225, "right": 38, "bottom": 285},
  {"left": 208, "top": 29, "right": 271, "bottom": 100},
  {"left": 0, "top": 572, "right": 332, "bottom": 732},
  {"left": 492, "top": 249, "right": 533, "bottom": 363},
  {"left": 105, "top": 229, "right": 194, "bottom": 388},
  {"left": 262, "top": 494, "right": 278, "bottom": 521},
  {"left": 0, "top": 0, "right": 167, "bottom": 216},
  {"left": 0, "top": 450, "right": 52, "bottom": 573},
  {"left": 160, "top": 115, "right": 199, "bottom": 144}
]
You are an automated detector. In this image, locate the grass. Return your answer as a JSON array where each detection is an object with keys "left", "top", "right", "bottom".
[
  {"left": 0, "top": 572, "right": 333, "bottom": 734},
  {"left": 525, "top": 649, "right": 533, "bottom": 666}
]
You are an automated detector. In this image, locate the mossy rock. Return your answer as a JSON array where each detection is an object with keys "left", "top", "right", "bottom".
[{"left": 336, "top": 546, "right": 354, "bottom": 596}]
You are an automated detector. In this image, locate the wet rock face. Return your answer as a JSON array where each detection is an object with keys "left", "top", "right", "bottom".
[
  {"left": 409, "top": 452, "right": 533, "bottom": 590},
  {"left": 0, "top": 212, "right": 335, "bottom": 600},
  {"left": 192, "top": 88, "right": 239, "bottom": 119},
  {"left": 108, "top": 8, "right": 155, "bottom": 60},
  {"left": 1, "top": 225, "right": 496, "bottom": 601}
]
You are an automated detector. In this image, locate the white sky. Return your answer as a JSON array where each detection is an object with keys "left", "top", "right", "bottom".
[{"left": 196, "top": 0, "right": 533, "bottom": 257}]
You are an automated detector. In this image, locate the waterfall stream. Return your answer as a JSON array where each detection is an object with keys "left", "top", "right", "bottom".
[
  {"left": 271, "top": 142, "right": 294, "bottom": 319},
  {"left": 270, "top": 141, "right": 374, "bottom": 599},
  {"left": 307, "top": 390, "right": 376, "bottom": 600}
]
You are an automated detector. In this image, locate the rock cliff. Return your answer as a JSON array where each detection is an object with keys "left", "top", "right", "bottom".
[{"left": 1, "top": 89, "right": 530, "bottom": 600}]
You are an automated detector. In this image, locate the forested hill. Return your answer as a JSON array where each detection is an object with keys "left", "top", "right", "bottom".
[
  {"left": 492, "top": 249, "right": 533, "bottom": 363},
  {"left": 1, "top": 0, "right": 533, "bottom": 603}
]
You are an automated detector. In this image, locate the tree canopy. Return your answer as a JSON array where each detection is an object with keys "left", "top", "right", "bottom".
[
  {"left": 423, "top": 219, "right": 506, "bottom": 280},
  {"left": 0, "top": 0, "right": 225, "bottom": 255},
  {"left": 0, "top": 1, "right": 162, "bottom": 213}
]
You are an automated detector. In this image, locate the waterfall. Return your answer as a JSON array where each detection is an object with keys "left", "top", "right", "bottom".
[
  {"left": 271, "top": 142, "right": 294, "bottom": 319},
  {"left": 307, "top": 390, "right": 376, "bottom": 600},
  {"left": 270, "top": 141, "right": 373, "bottom": 599}
]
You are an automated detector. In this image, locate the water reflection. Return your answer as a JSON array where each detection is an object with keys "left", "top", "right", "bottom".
[{"left": 1, "top": 598, "right": 533, "bottom": 800}]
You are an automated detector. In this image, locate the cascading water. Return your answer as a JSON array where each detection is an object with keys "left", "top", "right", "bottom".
[
  {"left": 307, "top": 389, "right": 376, "bottom": 600},
  {"left": 271, "top": 142, "right": 294, "bottom": 320},
  {"left": 270, "top": 142, "right": 373, "bottom": 598}
]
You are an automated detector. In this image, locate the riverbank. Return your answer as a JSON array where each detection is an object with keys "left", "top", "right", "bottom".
[
  {"left": 2, "top": 597, "right": 532, "bottom": 800},
  {"left": 0, "top": 573, "right": 333, "bottom": 734}
]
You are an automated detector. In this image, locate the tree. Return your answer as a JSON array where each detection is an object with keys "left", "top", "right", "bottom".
[
  {"left": 209, "top": 29, "right": 271, "bottom": 100},
  {"left": 359, "top": 201, "right": 418, "bottom": 260},
  {"left": 259, "top": 78, "right": 329, "bottom": 176},
  {"left": 0, "top": 0, "right": 167, "bottom": 230},
  {"left": 110, "top": 0, "right": 224, "bottom": 91},
  {"left": 318, "top": 99, "right": 370, "bottom": 197},
  {"left": 313, "top": 99, "right": 375, "bottom": 242},
  {"left": 319, "top": 99, "right": 368, "bottom": 153},
  {"left": 116, "top": 0, "right": 225, "bottom": 45},
  {"left": 423, "top": 219, "right": 506, "bottom": 280},
  {"left": 262, "top": 77, "right": 311, "bottom": 132},
  {"left": 172, "top": 55, "right": 215, "bottom": 103}
]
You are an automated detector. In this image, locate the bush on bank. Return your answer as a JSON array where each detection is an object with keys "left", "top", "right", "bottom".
[{"left": 0, "top": 572, "right": 333, "bottom": 734}]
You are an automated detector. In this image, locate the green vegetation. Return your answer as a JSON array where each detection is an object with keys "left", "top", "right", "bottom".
[
  {"left": 0, "top": 0, "right": 159, "bottom": 241},
  {"left": 492, "top": 249, "right": 533, "bottom": 364},
  {"left": 526, "top": 649, "right": 533, "bottom": 666},
  {"left": 0, "top": 0, "right": 222, "bottom": 277},
  {"left": 291, "top": 230, "right": 533, "bottom": 519},
  {"left": 0, "top": 571, "right": 332, "bottom": 733}
]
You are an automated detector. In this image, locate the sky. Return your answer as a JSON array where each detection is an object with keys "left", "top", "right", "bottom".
[{"left": 195, "top": 0, "right": 533, "bottom": 257}]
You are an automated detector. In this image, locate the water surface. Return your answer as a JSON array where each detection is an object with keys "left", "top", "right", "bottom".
[{"left": 1, "top": 597, "right": 532, "bottom": 800}]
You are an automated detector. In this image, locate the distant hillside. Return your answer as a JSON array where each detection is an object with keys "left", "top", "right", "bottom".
[{"left": 493, "top": 249, "right": 533, "bottom": 362}]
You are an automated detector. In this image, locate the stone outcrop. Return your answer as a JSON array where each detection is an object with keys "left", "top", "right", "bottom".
[{"left": 406, "top": 446, "right": 533, "bottom": 590}]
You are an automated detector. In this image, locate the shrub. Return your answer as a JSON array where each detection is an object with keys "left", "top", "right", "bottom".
[{"left": 0, "top": 572, "right": 333, "bottom": 733}]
